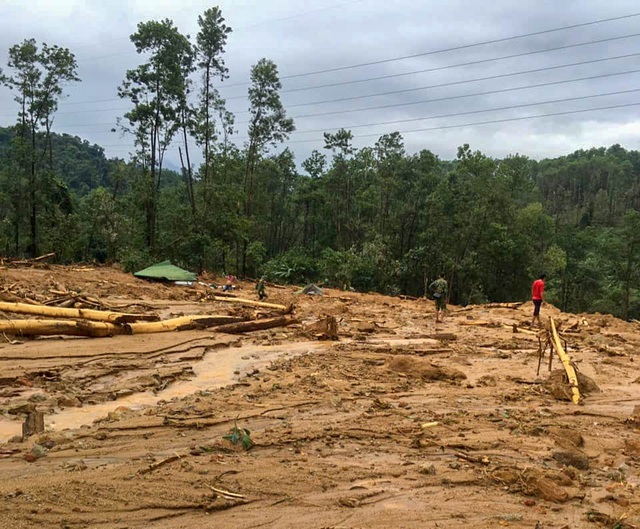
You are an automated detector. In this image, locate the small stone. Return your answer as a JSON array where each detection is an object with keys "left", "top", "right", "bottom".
[
  {"left": 57, "top": 395, "right": 82, "bottom": 408},
  {"left": 419, "top": 464, "right": 436, "bottom": 475},
  {"left": 552, "top": 450, "right": 589, "bottom": 470},
  {"left": 31, "top": 444, "right": 47, "bottom": 459},
  {"left": 523, "top": 499, "right": 536, "bottom": 507},
  {"left": 8, "top": 436, "right": 23, "bottom": 444},
  {"left": 28, "top": 394, "right": 48, "bottom": 403}
]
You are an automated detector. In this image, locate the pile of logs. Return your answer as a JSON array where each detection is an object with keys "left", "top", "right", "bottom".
[
  {"left": 0, "top": 252, "right": 56, "bottom": 267},
  {"left": 0, "top": 297, "right": 297, "bottom": 339}
]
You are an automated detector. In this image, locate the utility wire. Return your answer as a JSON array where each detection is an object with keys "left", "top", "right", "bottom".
[
  {"left": 9, "top": 47, "right": 638, "bottom": 114},
  {"left": 287, "top": 88, "right": 640, "bottom": 135},
  {"left": 231, "top": 68, "right": 640, "bottom": 122},
  {"left": 57, "top": 97, "right": 640, "bottom": 150},
  {"left": 3, "top": 41, "right": 638, "bottom": 119},
  {"left": 218, "top": 12, "right": 640, "bottom": 87},
  {"left": 282, "top": 101, "right": 640, "bottom": 143},
  {"left": 232, "top": 52, "right": 640, "bottom": 108},
  {"left": 228, "top": 32, "right": 640, "bottom": 95}
]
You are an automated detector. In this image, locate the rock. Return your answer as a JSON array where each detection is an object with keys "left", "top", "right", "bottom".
[
  {"left": 57, "top": 395, "right": 82, "bottom": 408},
  {"left": 23, "top": 453, "right": 37, "bottom": 463},
  {"left": 553, "top": 450, "right": 590, "bottom": 470},
  {"left": 356, "top": 321, "right": 376, "bottom": 333},
  {"left": 8, "top": 436, "right": 23, "bottom": 444},
  {"left": 94, "top": 431, "right": 108, "bottom": 441},
  {"left": 418, "top": 464, "right": 436, "bottom": 475},
  {"left": 7, "top": 403, "right": 35, "bottom": 415},
  {"left": 521, "top": 469, "right": 569, "bottom": 503},
  {"left": 624, "top": 438, "right": 640, "bottom": 456},
  {"left": 30, "top": 444, "right": 47, "bottom": 459},
  {"left": 549, "top": 427, "right": 584, "bottom": 449},
  {"left": 28, "top": 393, "right": 48, "bottom": 403},
  {"left": 477, "top": 375, "right": 497, "bottom": 387}
]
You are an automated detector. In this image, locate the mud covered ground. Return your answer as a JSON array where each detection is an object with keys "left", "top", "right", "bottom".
[{"left": 0, "top": 265, "right": 639, "bottom": 529}]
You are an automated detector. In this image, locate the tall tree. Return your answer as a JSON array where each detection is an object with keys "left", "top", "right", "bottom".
[
  {"left": 118, "top": 19, "right": 193, "bottom": 253},
  {"left": 244, "top": 58, "right": 295, "bottom": 218},
  {"left": 194, "top": 7, "right": 232, "bottom": 197},
  {"left": 0, "top": 39, "right": 79, "bottom": 256}
]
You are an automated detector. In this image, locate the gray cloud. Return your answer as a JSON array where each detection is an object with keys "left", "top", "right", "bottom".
[{"left": 1, "top": 0, "right": 640, "bottom": 169}]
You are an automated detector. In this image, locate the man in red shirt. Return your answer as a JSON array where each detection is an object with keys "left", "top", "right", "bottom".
[{"left": 531, "top": 274, "right": 546, "bottom": 328}]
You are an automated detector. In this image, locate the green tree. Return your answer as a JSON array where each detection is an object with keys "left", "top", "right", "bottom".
[
  {"left": 118, "top": 19, "right": 193, "bottom": 253},
  {"left": 244, "top": 58, "right": 295, "bottom": 218},
  {"left": 0, "top": 39, "right": 79, "bottom": 256}
]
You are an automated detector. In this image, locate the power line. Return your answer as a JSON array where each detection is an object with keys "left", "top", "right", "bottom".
[
  {"left": 229, "top": 32, "right": 640, "bottom": 95},
  {"left": 218, "top": 12, "right": 640, "bottom": 87},
  {"left": 287, "top": 88, "right": 640, "bottom": 135},
  {"left": 261, "top": 52, "right": 640, "bottom": 109},
  {"left": 278, "top": 68, "right": 640, "bottom": 121},
  {"left": 12, "top": 48, "right": 638, "bottom": 116},
  {"left": 283, "top": 101, "right": 640, "bottom": 144}
]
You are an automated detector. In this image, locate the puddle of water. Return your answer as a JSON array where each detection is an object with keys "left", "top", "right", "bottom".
[{"left": 1, "top": 341, "right": 321, "bottom": 443}]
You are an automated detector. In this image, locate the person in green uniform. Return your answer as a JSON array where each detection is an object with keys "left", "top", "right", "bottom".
[
  {"left": 256, "top": 277, "right": 267, "bottom": 301},
  {"left": 429, "top": 274, "right": 448, "bottom": 323}
]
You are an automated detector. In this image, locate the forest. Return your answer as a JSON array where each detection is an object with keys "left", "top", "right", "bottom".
[{"left": 1, "top": 8, "right": 640, "bottom": 320}]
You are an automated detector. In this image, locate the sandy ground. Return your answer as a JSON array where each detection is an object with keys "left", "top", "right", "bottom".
[{"left": 0, "top": 265, "right": 639, "bottom": 529}]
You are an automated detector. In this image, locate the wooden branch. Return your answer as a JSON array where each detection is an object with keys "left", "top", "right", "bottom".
[
  {"left": 129, "top": 315, "right": 245, "bottom": 334},
  {"left": 211, "top": 295, "right": 292, "bottom": 313},
  {"left": 0, "top": 301, "right": 159, "bottom": 324},
  {"left": 455, "top": 302, "right": 523, "bottom": 312},
  {"left": 0, "top": 315, "right": 247, "bottom": 337},
  {"left": 549, "top": 317, "right": 581, "bottom": 404},
  {"left": 212, "top": 316, "right": 298, "bottom": 334},
  {"left": 0, "top": 319, "right": 118, "bottom": 337}
]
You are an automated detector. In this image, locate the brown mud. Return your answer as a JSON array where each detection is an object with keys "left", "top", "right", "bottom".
[{"left": 0, "top": 265, "right": 638, "bottom": 528}]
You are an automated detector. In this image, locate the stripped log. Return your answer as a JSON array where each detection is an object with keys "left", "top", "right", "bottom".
[
  {"left": 212, "top": 316, "right": 298, "bottom": 334},
  {"left": 0, "top": 315, "right": 246, "bottom": 337},
  {"left": 549, "top": 317, "right": 581, "bottom": 404},
  {"left": 0, "top": 319, "right": 117, "bottom": 337},
  {"left": 455, "top": 302, "right": 524, "bottom": 312},
  {"left": 0, "top": 301, "right": 159, "bottom": 324},
  {"left": 211, "top": 295, "right": 292, "bottom": 313},
  {"left": 129, "top": 315, "right": 245, "bottom": 334}
]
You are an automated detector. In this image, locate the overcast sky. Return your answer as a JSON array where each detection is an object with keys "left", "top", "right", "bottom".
[{"left": 1, "top": 0, "right": 640, "bottom": 169}]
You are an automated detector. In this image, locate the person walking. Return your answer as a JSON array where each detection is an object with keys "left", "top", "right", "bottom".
[
  {"left": 531, "top": 273, "right": 546, "bottom": 328},
  {"left": 256, "top": 276, "right": 267, "bottom": 301},
  {"left": 429, "top": 274, "right": 448, "bottom": 324}
]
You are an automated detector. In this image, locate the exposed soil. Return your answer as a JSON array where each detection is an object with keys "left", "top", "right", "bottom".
[{"left": 0, "top": 265, "right": 639, "bottom": 529}]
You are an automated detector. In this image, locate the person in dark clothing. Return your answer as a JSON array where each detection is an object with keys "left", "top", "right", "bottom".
[
  {"left": 429, "top": 274, "right": 448, "bottom": 324},
  {"left": 256, "top": 277, "right": 267, "bottom": 301}
]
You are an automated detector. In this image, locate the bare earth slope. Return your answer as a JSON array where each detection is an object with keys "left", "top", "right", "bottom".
[{"left": 0, "top": 265, "right": 638, "bottom": 529}]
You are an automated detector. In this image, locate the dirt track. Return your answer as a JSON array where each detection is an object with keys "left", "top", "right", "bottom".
[{"left": 0, "top": 265, "right": 639, "bottom": 528}]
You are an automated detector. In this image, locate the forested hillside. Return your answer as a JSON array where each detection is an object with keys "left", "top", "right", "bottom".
[{"left": 1, "top": 9, "right": 640, "bottom": 320}]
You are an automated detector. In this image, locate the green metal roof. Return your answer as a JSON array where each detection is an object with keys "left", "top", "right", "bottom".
[{"left": 134, "top": 260, "right": 197, "bottom": 282}]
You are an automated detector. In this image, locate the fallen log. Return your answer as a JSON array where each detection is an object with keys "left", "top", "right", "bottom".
[
  {"left": 0, "top": 315, "right": 247, "bottom": 337},
  {"left": 506, "top": 324, "right": 539, "bottom": 336},
  {"left": 0, "top": 301, "right": 159, "bottom": 324},
  {"left": 459, "top": 320, "right": 500, "bottom": 327},
  {"left": 425, "top": 333, "right": 457, "bottom": 341},
  {"left": 549, "top": 317, "right": 581, "bottom": 405},
  {"left": 0, "top": 319, "right": 117, "bottom": 337},
  {"left": 129, "top": 315, "right": 245, "bottom": 334},
  {"left": 455, "top": 302, "right": 524, "bottom": 312},
  {"left": 212, "top": 316, "right": 298, "bottom": 334},
  {"left": 211, "top": 295, "right": 292, "bottom": 313}
]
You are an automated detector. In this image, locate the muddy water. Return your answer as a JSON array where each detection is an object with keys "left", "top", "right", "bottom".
[{"left": 0, "top": 341, "right": 322, "bottom": 443}]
